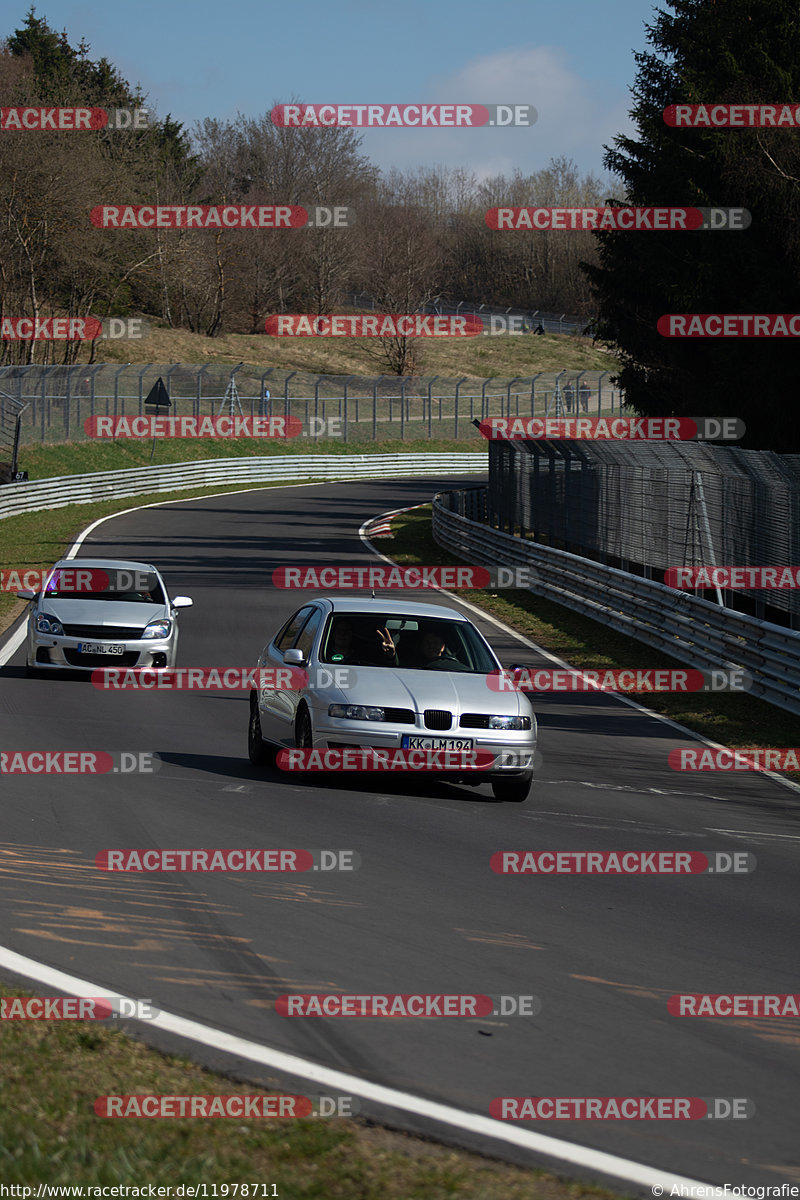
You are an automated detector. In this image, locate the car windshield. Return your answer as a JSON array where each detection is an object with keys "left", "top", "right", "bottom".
[
  {"left": 320, "top": 613, "right": 497, "bottom": 673},
  {"left": 44, "top": 569, "right": 164, "bottom": 605}
]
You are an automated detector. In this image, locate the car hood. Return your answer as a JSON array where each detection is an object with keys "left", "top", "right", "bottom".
[
  {"left": 329, "top": 666, "right": 531, "bottom": 717},
  {"left": 39, "top": 599, "right": 167, "bottom": 627}
]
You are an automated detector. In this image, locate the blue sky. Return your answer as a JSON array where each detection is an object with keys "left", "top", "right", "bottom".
[{"left": 9, "top": 0, "right": 661, "bottom": 181}]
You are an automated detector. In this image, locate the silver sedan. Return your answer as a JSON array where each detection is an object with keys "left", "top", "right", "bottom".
[
  {"left": 19, "top": 557, "right": 192, "bottom": 675},
  {"left": 248, "top": 596, "right": 537, "bottom": 802}
]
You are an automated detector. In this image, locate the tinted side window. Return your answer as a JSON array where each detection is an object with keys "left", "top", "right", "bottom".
[
  {"left": 294, "top": 608, "right": 323, "bottom": 658},
  {"left": 275, "top": 607, "right": 314, "bottom": 652}
]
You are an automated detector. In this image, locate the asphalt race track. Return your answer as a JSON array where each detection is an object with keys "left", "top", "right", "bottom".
[{"left": 2, "top": 477, "right": 799, "bottom": 1189}]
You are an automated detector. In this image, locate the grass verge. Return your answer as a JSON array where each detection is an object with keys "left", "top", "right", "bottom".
[
  {"left": 15, "top": 437, "right": 485, "bottom": 481},
  {"left": 0, "top": 986, "right": 619, "bottom": 1197},
  {"left": 384, "top": 506, "right": 800, "bottom": 755}
]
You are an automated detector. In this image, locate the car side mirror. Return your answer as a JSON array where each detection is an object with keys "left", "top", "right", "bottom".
[
  {"left": 283, "top": 648, "right": 305, "bottom": 665},
  {"left": 172, "top": 596, "right": 193, "bottom": 608},
  {"left": 17, "top": 589, "right": 37, "bottom": 601}
]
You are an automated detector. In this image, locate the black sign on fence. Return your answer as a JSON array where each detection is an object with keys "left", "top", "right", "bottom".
[{"left": 144, "top": 378, "right": 171, "bottom": 410}]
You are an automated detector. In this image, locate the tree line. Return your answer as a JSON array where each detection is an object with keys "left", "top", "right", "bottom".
[{"left": 0, "top": 9, "right": 604, "bottom": 372}]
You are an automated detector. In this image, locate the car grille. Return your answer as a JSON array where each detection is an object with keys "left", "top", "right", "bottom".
[
  {"left": 460, "top": 714, "right": 492, "bottom": 729},
  {"left": 424, "top": 709, "right": 452, "bottom": 730},
  {"left": 382, "top": 707, "right": 415, "bottom": 724},
  {"left": 61, "top": 624, "right": 147, "bottom": 639},
  {"left": 63, "top": 650, "right": 140, "bottom": 667}
]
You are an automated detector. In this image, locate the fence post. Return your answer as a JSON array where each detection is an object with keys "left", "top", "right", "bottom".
[
  {"left": 427, "top": 376, "right": 437, "bottom": 439},
  {"left": 400, "top": 378, "right": 406, "bottom": 441},
  {"left": 454, "top": 377, "right": 467, "bottom": 440}
]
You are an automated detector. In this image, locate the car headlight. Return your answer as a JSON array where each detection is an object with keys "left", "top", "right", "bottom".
[
  {"left": 35, "top": 614, "right": 64, "bottom": 636},
  {"left": 488, "top": 715, "right": 532, "bottom": 730},
  {"left": 142, "top": 619, "right": 172, "bottom": 640},
  {"left": 328, "top": 704, "right": 385, "bottom": 721}
]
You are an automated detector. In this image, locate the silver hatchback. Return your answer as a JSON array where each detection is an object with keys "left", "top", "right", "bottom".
[
  {"left": 248, "top": 596, "right": 537, "bottom": 802},
  {"left": 19, "top": 558, "right": 192, "bottom": 675}
]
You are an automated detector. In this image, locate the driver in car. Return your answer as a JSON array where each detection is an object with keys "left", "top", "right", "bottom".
[{"left": 420, "top": 627, "right": 466, "bottom": 670}]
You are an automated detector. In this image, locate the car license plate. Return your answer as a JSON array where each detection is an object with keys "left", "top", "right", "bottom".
[
  {"left": 402, "top": 736, "right": 474, "bottom": 751},
  {"left": 77, "top": 642, "right": 125, "bottom": 655}
]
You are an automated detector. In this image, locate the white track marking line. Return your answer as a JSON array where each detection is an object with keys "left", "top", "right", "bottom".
[{"left": 0, "top": 945, "right": 709, "bottom": 1193}]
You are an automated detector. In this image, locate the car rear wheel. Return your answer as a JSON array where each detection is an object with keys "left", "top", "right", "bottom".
[
  {"left": 248, "top": 696, "right": 272, "bottom": 766},
  {"left": 491, "top": 775, "right": 531, "bottom": 803}
]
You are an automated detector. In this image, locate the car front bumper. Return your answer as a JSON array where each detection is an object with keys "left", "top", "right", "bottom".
[
  {"left": 30, "top": 633, "right": 176, "bottom": 672},
  {"left": 316, "top": 718, "right": 536, "bottom": 777}
]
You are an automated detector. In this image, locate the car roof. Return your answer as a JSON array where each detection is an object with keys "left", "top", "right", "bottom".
[
  {"left": 52, "top": 558, "right": 160, "bottom": 573},
  {"left": 317, "top": 596, "right": 469, "bottom": 621}
]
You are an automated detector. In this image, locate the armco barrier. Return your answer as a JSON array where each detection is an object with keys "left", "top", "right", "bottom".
[
  {"left": 0, "top": 454, "right": 486, "bottom": 521},
  {"left": 433, "top": 487, "right": 800, "bottom": 718}
]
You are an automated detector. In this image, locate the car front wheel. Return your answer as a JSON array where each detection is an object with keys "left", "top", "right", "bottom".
[
  {"left": 248, "top": 695, "right": 272, "bottom": 766},
  {"left": 491, "top": 775, "right": 532, "bottom": 803},
  {"left": 295, "top": 705, "right": 313, "bottom": 749}
]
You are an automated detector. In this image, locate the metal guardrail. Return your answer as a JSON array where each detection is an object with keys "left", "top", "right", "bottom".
[
  {"left": 433, "top": 487, "right": 800, "bottom": 718},
  {"left": 0, "top": 454, "right": 487, "bottom": 521}
]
